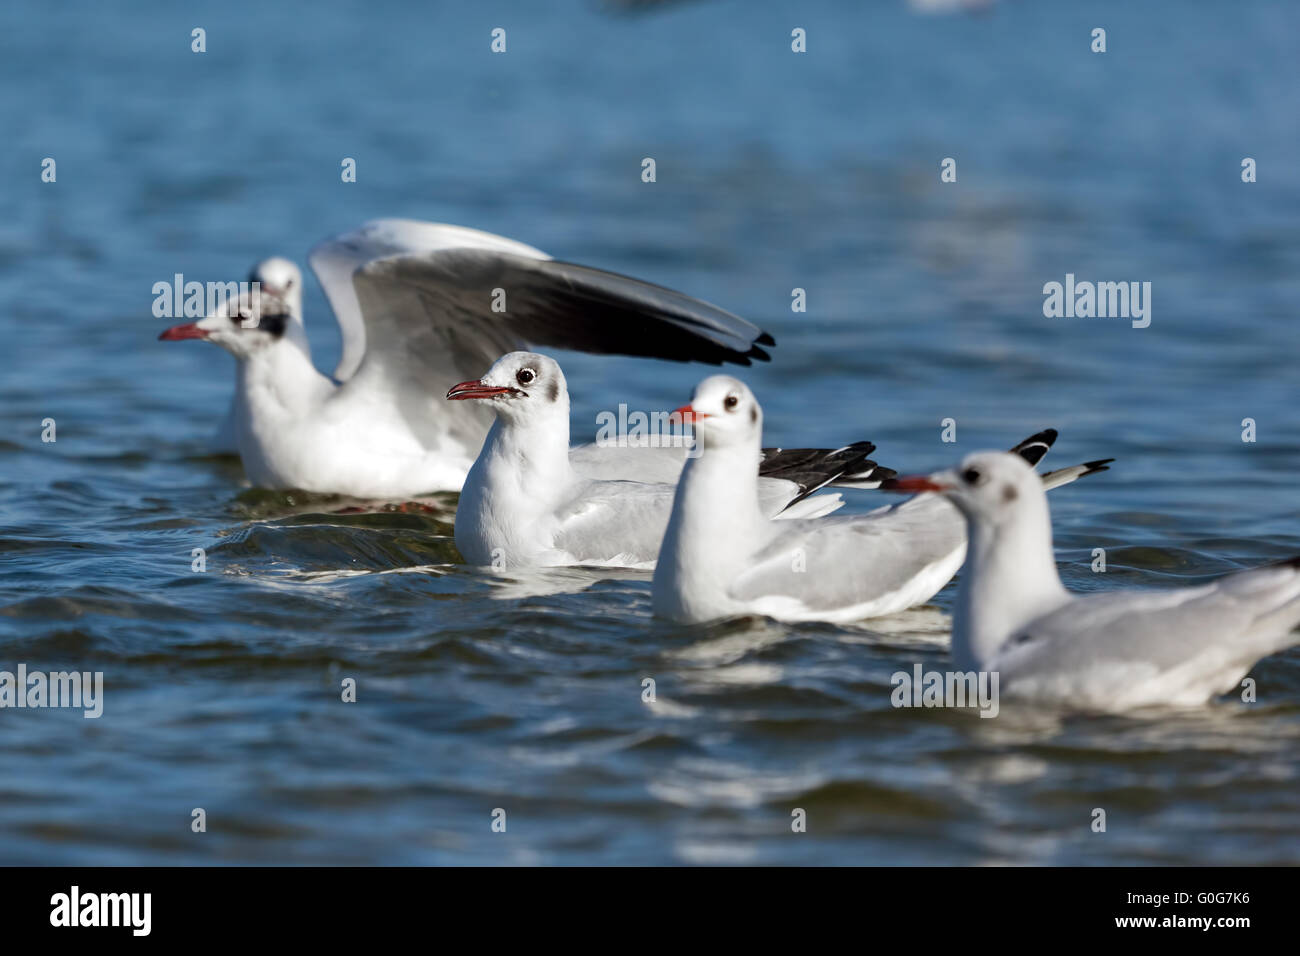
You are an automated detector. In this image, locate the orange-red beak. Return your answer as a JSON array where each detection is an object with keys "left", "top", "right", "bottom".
[
  {"left": 882, "top": 475, "right": 949, "bottom": 494},
  {"left": 158, "top": 322, "right": 209, "bottom": 341},
  {"left": 672, "top": 403, "right": 710, "bottom": 424},
  {"left": 447, "top": 380, "right": 514, "bottom": 401}
]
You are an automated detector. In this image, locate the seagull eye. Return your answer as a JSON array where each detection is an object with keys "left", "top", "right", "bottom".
[
  {"left": 962, "top": 467, "right": 982, "bottom": 485},
  {"left": 723, "top": 394, "right": 739, "bottom": 411},
  {"left": 516, "top": 368, "right": 536, "bottom": 386}
]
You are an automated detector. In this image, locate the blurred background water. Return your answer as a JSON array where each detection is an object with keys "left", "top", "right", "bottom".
[{"left": 1, "top": 0, "right": 1297, "bottom": 864}]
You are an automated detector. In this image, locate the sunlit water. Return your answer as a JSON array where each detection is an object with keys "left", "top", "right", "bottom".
[{"left": 1, "top": 0, "right": 1298, "bottom": 864}]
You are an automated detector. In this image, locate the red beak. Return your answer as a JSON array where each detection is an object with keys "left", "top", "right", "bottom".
[
  {"left": 672, "top": 403, "right": 710, "bottom": 424},
  {"left": 158, "top": 322, "right": 209, "bottom": 341},
  {"left": 882, "top": 475, "right": 949, "bottom": 494},
  {"left": 447, "top": 380, "right": 514, "bottom": 401}
]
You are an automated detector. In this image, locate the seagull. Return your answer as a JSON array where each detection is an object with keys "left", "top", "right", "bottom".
[
  {"left": 159, "top": 219, "right": 776, "bottom": 498},
  {"left": 448, "top": 352, "right": 891, "bottom": 569},
  {"left": 651, "top": 376, "right": 1111, "bottom": 625},
  {"left": 208, "top": 256, "right": 304, "bottom": 453},
  {"left": 884, "top": 452, "right": 1300, "bottom": 710}
]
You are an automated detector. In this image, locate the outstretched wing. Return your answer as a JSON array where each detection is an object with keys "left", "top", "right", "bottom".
[
  {"left": 310, "top": 218, "right": 774, "bottom": 385},
  {"left": 309, "top": 219, "right": 550, "bottom": 382}
]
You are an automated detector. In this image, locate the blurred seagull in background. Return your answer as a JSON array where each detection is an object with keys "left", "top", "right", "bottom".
[
  {"left": 448, "top": 352, "right": 890, "bottom": 569},
  {"left": 159, "top": 219, "right": 775, "bottom": 499},
  {"left": 884, "top": 452, "right": 1300, "bottom": 711},
  {"left": 207, "top": 255, "right": 304, "bottom": 452},
  {"left": 652, "top": 376, "right": 1110, "bottom": 625}
]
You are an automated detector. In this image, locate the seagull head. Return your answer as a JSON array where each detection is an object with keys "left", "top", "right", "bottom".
[
  {"left": 248, "top": 257, "right": 303, "bottom": 318},
  {"left": 158, "top": 284, "right": 298, "bottom": 360},
  {"left": 885, "top": 451, "right": 1041, "bottom": 527},
  {"left": 446, "top": 351, "right": 569, "bottom": 423},
  {"left": 673, "top": 375, "right": 762, "bottom": 450}
]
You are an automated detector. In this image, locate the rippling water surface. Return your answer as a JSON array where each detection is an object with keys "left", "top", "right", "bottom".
[{"left": 2, "top": 0, "right": 1298, "bottom": 864}]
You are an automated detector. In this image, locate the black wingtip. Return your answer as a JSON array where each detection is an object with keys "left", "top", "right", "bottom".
[
  {"left": 1010, "top": 428, "right": 1059, "bottom": 466},
  {"left": 756, "top": 331, "right": 776, "bottom": 347},
  {"left": 760, "top": 441, "right": 882, "bottom": 507},
  {"left": 1271, "top": 555, "right": 1300, "bottom": 570},
  {"left": 1080, "top": 457, "right": 1115, "bottom": 476},
  {"left": 1020, "top": 428, "right": 1059, "bottom": 447}
]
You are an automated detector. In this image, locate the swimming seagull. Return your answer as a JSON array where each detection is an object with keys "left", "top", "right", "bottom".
[
  {"left": 651, "top": 376, "right": 1111, "bottom": 625},
  {"left": 884, "top": 452, "right": 1300, "bottom": 710},
  {"left": 208, "top": 256, "right": 305, "bottom": 453},
  {"left": 448, "top": 352, "right": 890, "bottom": 569},
  {"left": 159, "top": 219, "right": 775, "bottom": 498}
]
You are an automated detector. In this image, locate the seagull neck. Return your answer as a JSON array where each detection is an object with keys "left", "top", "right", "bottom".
[
  {"left": 481, "top": 405, "right": 576, "bottom": 492},
  {"left": 281, "top": 318, "right": 313, "bottom": 362},
  {"left": 234, "top": 337, "right": 333, "bottom": 416},
  {"left": 662, "top": 437, "right": 766, "bottom": 568},
  {"left": 952, "top": 495, "right": 1068, "bottom": 671}
]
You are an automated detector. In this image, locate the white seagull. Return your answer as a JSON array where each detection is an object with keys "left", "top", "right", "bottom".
[
  {"left": 159, "top": 219, "right": 776, "bottom": 498},
  {"left": 884, "top": 452, "right": 1300, "bottom": 710},
  {"left": 448, "top": 352, "right": 891, "bottom": 569},
  {"left": 651, "top": 376, "right": 1111, "bottom": 625},
  {"left": 208, "top": 256, "right": 304, "bottom": 453}
]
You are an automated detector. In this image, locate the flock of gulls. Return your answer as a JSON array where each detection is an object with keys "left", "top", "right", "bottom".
[{"left": 159, "top": 218, "right": 1300, "bottom": 713}]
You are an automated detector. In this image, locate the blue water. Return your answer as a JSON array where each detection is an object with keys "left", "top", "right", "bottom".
[{"left": 1, "top": 0, "right": 1298, "bottom": 864}]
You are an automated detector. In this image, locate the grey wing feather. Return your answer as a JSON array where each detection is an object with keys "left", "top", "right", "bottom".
[
  {"left": 1001, "top": 562, "right": 1300, "bottom": 684},
  {"left": 569, "top": 443, "right": 689, "bottom": 483},
  {"left": 551, "top": 480, "right": 679, "bottom": 566},
  {"left": 729, "top": 494, "right": 966, "bottom": 611}
]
